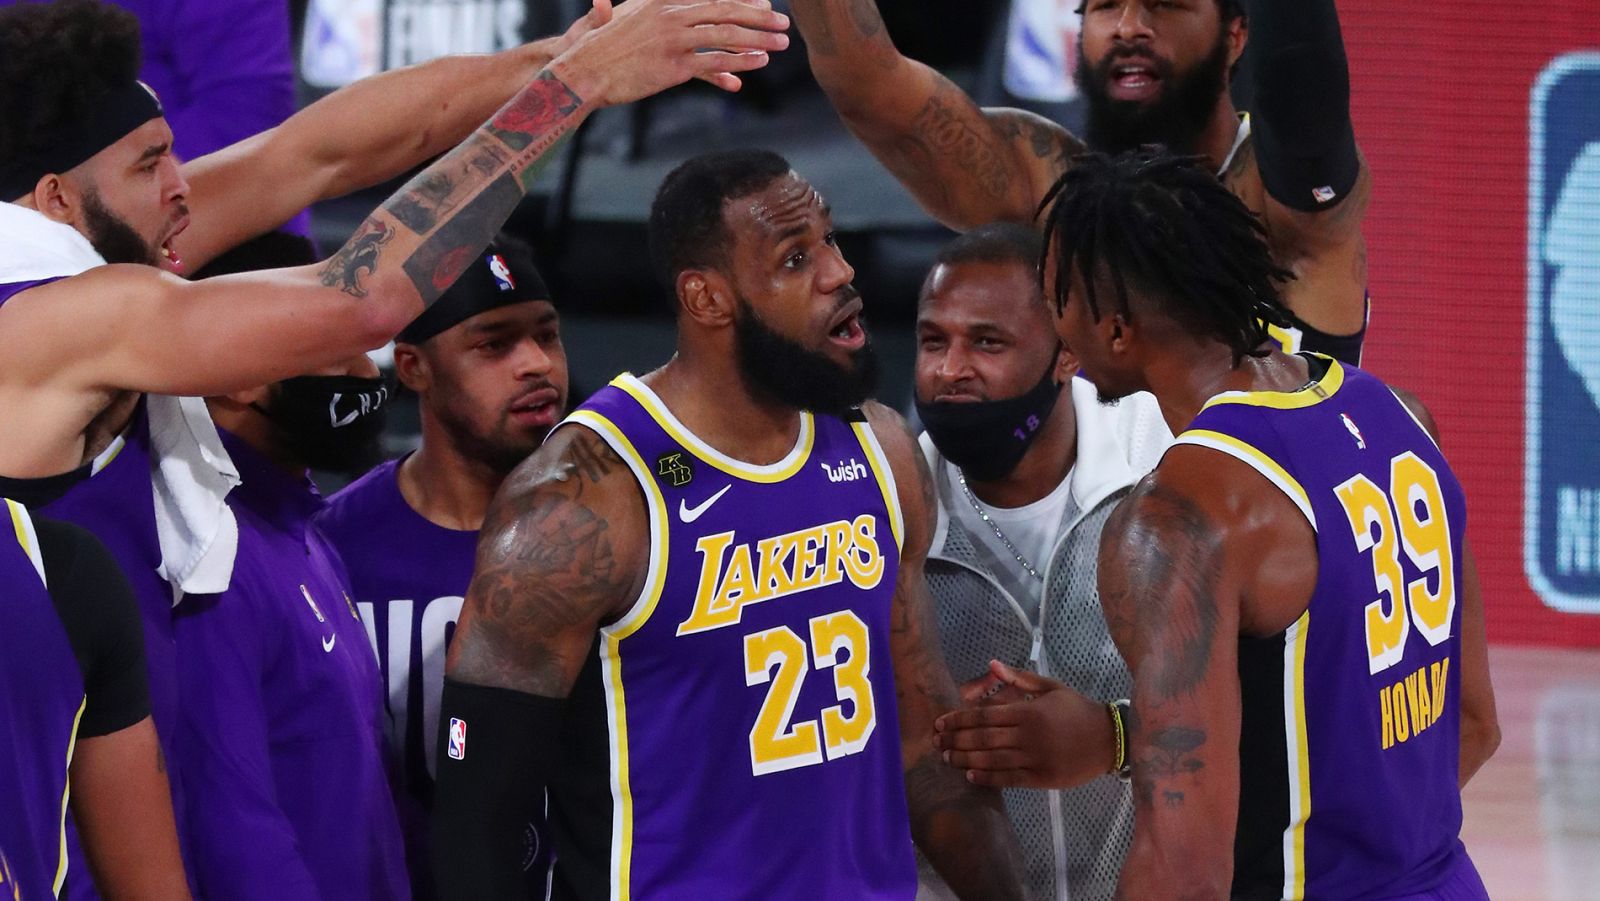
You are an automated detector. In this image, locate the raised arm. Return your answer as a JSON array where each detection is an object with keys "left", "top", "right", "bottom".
[
  {"left": 174, "top": 2, "right": 600, "bottom": 269},
  {"left": 864, "top": 403, "right": 1027, "bottom": 901},
  {"left": 1249, "top": 0, "right": 1371, "bottom": 337},
  {"left": 1098, "top": 457, "right": 1250, "bottom": 900},
  {"left": 0, "top": 0, "right": 787, "bottom": 472},
  {"left": 790, "top": 0, "right": 1076, "bottom": 230},
  {"left": 432, "top": 425, "right": 649, "bottom": 900}
]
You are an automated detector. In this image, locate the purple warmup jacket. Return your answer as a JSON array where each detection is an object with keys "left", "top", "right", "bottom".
[
  {"left": 173, "top": 432, "right": 407, "bottom": 901},
  {"left": 317, "top": 458, "right": 551, "bottom": 900}
]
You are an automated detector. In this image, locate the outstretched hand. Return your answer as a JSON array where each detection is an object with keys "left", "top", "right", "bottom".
[
  {"left": 553, "top": 0, "right": 791, "bottom": 106},
  {"left": 934, "top": 660, "right": 1117, "bottom": 790}
]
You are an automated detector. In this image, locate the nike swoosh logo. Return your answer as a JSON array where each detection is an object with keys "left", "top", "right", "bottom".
[
  {"left": 678, "top": 484, "right": 732, "bottom": 524},
  {"left": 322, "top": 634, "right": 336, "bottom": 653}
]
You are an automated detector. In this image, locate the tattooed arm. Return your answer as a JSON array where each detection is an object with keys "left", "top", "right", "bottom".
[
  {"left": 432, "top": 425, "right": 648, "bottom": 897},
  {"left": 790, "top": 0, "right": 1078, "bottom": 230},
  {"left": 865, "top": 402, "right": 1027, "bottom": 901},
  {"left": 1099, "top": 448, "right": 1316, "bottom": 899},
  {"left": 2, "top": 0, "right": 788, "bottom": 412},
  {"left": 447, "top": 425, "right": 649, "bottom": 695}
]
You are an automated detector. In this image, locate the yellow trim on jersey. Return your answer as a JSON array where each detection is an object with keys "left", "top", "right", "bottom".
[
  {"left": 1172, "top": 430, "right": 1317, "bottom": 530},
  {"left": 7, "top": 499, "right": 46, "bottom": 587},
  {"left": 611, "top": 375, "right": 814, "bottom": 483},
  {"left": 54, "top": 698, "right": 86, "bottom": 897},
  {"left": 850, "top": 421, "right": 903, "bottom": 552},
  {"left": 1281, "top": 610, "right": 1312, "bottom": 900},
  {"left": 1266, "top": 321, "right": 1304, "bottom": 355},
  {"left": 1200, "top": 355, "right": 1346, "bottom": 412},
  {"left": 90, "top": 433, "right": 127, "bottom": 476},
  {"left": 561, "top": 409, "right": 673, "bottom": 901}
]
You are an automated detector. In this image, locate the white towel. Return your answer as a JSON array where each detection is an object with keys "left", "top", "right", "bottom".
[{"left": 0, "top": 202, "right": 239, "bottom": 600}]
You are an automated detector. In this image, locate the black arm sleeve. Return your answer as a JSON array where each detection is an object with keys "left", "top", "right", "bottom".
[
  {"left": 432, "top": 678, "right": 563, "bottom": 901},
  {"left": 33, "top": 517, "right": 152, "bottom": 739},
  {"left": 1248, "top": 0, "right": 1362, "bottom": 211}
]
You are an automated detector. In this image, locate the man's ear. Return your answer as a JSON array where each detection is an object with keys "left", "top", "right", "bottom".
[
  {"left": 677, "top": 269, "right": 736, "bottom": 328},
  {"left": 393, "top": 343, "right": 430, "bottom": 394},
  {"left": 1054, "top": 342, "right": 1081, "bottom": 382},
  {"left": 28, "top": 173, "right": 79, "bottom": 226}
]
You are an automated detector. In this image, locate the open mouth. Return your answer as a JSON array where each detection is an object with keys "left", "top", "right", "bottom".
[
  {"left": 1109, "top": 60, "right": 1161, "bottom": 100},
  {"left": 158, "top": 215, "right": 190, "bottom": 274},
  {"left": 508, "top": 387, "right": 561, "bottom": 427},
  {"left": 826, "top": 299, "right": 867, "bottom": 350}
]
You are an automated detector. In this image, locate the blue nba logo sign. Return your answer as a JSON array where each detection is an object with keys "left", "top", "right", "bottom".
[
  {"left": 448, "top": 717, "right": 467, "bottom": 760},
  {"left": 1527, "top": 53, "right": 1600, "bottom": 613}
]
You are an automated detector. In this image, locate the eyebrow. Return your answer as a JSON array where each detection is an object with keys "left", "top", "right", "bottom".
[{"left": 134, "top": 143, "right": 170, "bottom": 165}]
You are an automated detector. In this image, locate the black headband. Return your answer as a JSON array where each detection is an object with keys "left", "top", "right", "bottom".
[
  {"left": 397, "top": 241, "right": 553, "bottom": 344},
  {"left": 0, "top": 80, "right": 164, "bottom": 200}
]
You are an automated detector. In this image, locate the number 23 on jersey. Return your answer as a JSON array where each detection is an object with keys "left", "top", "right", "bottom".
[{"left": 743, "top": 610, "right": 876, "bottom": 776}]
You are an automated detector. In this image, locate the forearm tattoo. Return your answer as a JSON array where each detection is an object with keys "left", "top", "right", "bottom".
[{"left": 318, "top": 71, "right": 584, "bottom": 304}]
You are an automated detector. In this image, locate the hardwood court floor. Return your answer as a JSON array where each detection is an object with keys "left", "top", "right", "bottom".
[{"left": 1460, "top": 645, "right": 1600, "bottom": 900}]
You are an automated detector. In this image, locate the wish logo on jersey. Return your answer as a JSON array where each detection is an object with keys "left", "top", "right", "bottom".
[{"left": 1526, "top": 53, "right": 1600, "bottom": 614}]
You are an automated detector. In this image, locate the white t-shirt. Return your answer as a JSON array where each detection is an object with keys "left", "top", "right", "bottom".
[{"left": 946, "top": 460, "right": 1077, "bottom": 623}]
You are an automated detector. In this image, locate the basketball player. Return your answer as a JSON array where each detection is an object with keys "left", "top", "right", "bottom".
[
  {"left": 0, "top": 0, "right": 786, "bottom": 872},
  {"left": 432, "top": 150, "right": 1026, "bottom": 900},
  {"left": 1042, "top": 149, "right": 1488, "bottom": 898},
  {"left": 0, "top": 501, "right": 188, "bottom": 899},
  {"left": 792, "top": 0, "right": 1369, "bottom": 364},
  {"left": 316, "top": 235, "right": 569, "bottom": 899},
  {"left": 912, "top": 223, "right": 1170, "bottom": 901}
]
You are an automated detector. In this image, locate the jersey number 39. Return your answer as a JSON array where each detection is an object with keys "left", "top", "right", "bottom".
[
  {"left": 1334, "top": 451, "right": 1456, "bottom": 675},
  {"left": 743, "top": 610, "right": 876, "bottom": 776}
]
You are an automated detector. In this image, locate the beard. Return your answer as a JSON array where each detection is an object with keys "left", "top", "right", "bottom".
[
  {"left": 733, "top": 296, "right": 878, "bottom": 417},
  {"left": 82, "top": 189, "right": 159, "bottom": 266},
  {"left": 1076, "top": 28, "right": 1233, "bottom": 157},
  {"left": 435, "top": 397, "right": 551, "bottom": 477}
]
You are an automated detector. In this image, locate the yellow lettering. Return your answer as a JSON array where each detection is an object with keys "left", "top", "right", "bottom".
[
  {"left": 846, "top": 515, "right": 884, "bottom": 589},
  {"left": 1403, "top": 670, "right": 1423, "bottom": 729},
  {"left": 679, "top": 517, "right": 888, "bottom": 635},
  {"left": 679, "top": 531, "right": 740, "bottom": 634},
  {"left": 821, "top": 521, "right": 853, "bottom": 588},
  {"left": 1416, "top": 668, "right": 1433, "bottom": 729},
  {"left": 789, "top": 526, "right": 824, "bottom": 590},
  {"left": 1431, "top": 658, "right": 1450, "bottom": 726},
  {"left": 1380, "top": 685, "right": 1394, "bottom": 749},
  {"left": 720, "top": 544, "right": 758, "bottom": 607},
  {"left": 1391, "top": 679, "right": 1411, "bottom": 743},
  {"left": 756, "top": 535, "right": 794, "bottom": 598}
]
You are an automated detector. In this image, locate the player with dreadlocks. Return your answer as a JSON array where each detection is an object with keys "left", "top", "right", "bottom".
[{"left": 1034, "top": 148, "right": 1492, "bottom": 899}]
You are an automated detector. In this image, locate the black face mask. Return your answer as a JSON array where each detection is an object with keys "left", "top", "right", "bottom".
[
  {"left": 915, "top": 361, "right": 1064, "bottom": 483},
  {"left": 253, "top": 375, "right": 390, "bottom": 475}
]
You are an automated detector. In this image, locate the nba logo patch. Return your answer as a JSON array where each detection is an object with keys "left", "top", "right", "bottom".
[
  {"left": 1312, "top": 185, "right": 1338, "bottom": 204},
  {"left": 487, "top": 254, "right": 516, "bottom": 292},
  {"left": 1526, "top": 52, "right": 1600, "bottom": 614},
  {"left": 448, "top": 717, "right": 467, "bottom": 760}
]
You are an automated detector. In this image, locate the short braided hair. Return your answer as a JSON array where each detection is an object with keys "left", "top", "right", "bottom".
[{"left": 1039, "top": 148, "right": 1293, "bottom": 364}]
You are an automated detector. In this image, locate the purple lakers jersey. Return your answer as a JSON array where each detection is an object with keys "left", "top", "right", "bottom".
[
  {"left": 0, "top": 500, "right": 86, "bottom": 900},
  {"left": 548, "top": 375, "right": 917, "bottom": 900},
  {"left": 1173, "top": 356, "right": 1479, "bottom": 900}
]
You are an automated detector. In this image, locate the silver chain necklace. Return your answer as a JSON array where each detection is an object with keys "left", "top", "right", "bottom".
[{"left": 957, "top": 473, "right": 1045, "bottom": 583}]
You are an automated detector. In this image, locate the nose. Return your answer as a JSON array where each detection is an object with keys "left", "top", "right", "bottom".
[
  {"left": 818, "top": 241, "right": 856, "bottom": 296},
  {"left": 936, "top": 342, "right": 977, "bottom": 384},
  {"left": 162, "top": 156, "right": 190, "bottom": 205},
  {"left": 1112, "top": 2, "right": 1154, "bottom": 43},
  {"left": 512, "top": 337, "right": 555, "bottom": 380}
]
